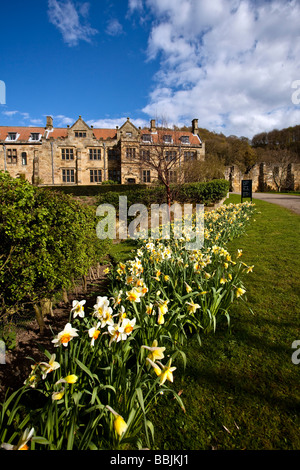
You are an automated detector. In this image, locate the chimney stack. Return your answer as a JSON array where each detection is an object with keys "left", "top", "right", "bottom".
[
  {"left": 192, "top": 118, "right": 198, "bottom": 134},
  {"left": 46, "top": 116, "right": 53, "bottom": 129},
  {"left": 150, "top": 119, "right": 156, "bottom": 132}
]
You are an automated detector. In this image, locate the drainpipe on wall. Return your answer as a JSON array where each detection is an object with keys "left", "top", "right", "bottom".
[
  {"left": 51, "top": 141, "right": 54, "bottom": 185},
  {"left": 103, "top": 142, "right": 106, "bottom": 181},
  {"left": 3, "top": 144, "right": 6, "bottom": 171}
]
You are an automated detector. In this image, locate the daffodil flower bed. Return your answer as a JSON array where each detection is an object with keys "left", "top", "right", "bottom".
[{"left": 0, "top": 201, "right": 255, "bottom": 450}]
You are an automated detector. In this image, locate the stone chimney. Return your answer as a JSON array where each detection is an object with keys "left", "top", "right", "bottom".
[
  {"left": 150, "top": 119, "right": 156, "bottom": 132},
  {"left": 192, "top": 118, "right": 198, "bottom": 134},
  {"left": 46, "top": 116, "right": 53, "bottom": 129}
]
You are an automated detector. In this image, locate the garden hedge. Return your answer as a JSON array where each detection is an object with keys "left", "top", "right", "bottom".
[{"left": 0, "top": 172, "right": 111, "bottom": 331}]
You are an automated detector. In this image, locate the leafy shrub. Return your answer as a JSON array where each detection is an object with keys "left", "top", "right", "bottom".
[{"left": 0, "top": 172, "right": 110, "bottom": 329}]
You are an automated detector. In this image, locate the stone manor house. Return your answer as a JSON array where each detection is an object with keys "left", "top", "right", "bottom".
[
  {"left": 1, "top": 115, "right": 299, "bottom": 192},
  {"left": 0, "top": 116, "right": 205, "bottom": 186}
]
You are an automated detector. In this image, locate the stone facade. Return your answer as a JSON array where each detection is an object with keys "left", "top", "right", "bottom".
[
  {"left": 0, "top": 116, "right": 205, "bottom": 186},
  {"left": 225, "top": 162, "right": 300, "bottom": 192}
]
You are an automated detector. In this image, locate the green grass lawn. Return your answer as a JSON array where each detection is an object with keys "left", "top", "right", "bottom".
[{"left": 111, "top": 194, "right": 300, "bottom": 450}]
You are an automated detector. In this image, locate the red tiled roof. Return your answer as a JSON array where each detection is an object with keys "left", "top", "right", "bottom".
[
  {"left": 140, "top": 128, "right": 202, "bottom": 146},
  {"left": 0, "top": 126, "right": 45, "bottom": 141},
  {"left": 0, "top": 125, "right": 201, "bottom": 145},
  {"left": 92, "top": 128, "right": 117, "bottom": 140}
]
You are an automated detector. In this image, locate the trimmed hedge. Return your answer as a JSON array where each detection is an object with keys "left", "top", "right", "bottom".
[
  {"left": 43, "top": 183, "right": 148, "bottom": 197},
  {"left": 97, "top": 179, "right": 230, "bottom": 208}
]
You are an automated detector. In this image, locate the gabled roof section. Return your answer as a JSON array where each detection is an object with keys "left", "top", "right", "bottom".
[
  {"left": 119, "top": 117, "right": 139, "bottom": 133},
  {"left": 70, "top": 115, "right": 91, "bottom": 131}
]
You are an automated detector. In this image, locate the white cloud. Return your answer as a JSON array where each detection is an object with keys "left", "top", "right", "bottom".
[
  {"left": 48, "top": 0, "right": 98, "bottom": 47},
  {"left": 134, "top": 0, "right": 300, "bottom": 137},
  {"left": 106, "top": 18, "right": 124, "bottom": 37},
  {"left": 54, "top": 114, "right": 74, "bottom": 126}
]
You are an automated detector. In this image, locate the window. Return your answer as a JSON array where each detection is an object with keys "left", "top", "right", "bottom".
[
  {"left": 141, "top": 150, "right": 150, "bottom": 161},
  {"left": 7, "top": 133, "right": 17, "bottom": 141},
  {"left": 126, "top": 148, "right": 136, "bottom": 159},
  {"left": 22, "top": 152, "right": 27, "bottom": 165},
  {"left": 180, "top": 136, "right": 190, "bottom": 144},
  {"left": 143, "top": 170, "right": 151, "bottom": 183},
  {"left": 61, "top": 148, "right": 74, "bottom": 160},
  {"left": 62, "top": 169, "right": 75, "bottom": 183},
  {"left": 30, "top": 133, "right": 40, "bottom": 141},
  {"left": 163, "top": 134, "right": 172, "bottom": 144},
  {"left": 75, "top": 131, "right": 86, "bottom": 137},
  {"left": 165, "top": 151, "right": 177, "bottom": 162},
  {"left": 126, "top": 132, "right": 132, "bottom": 137},
  {"left": 89, "top": 148, "right": 101, "bottom": 160},
  {"left": 184, "top": 151, "right": 196, "bottom": 161},
  {"left": 168, "top": 170, "right": 177, "bottom": 183},
  {"left": 142, "top": 134, "right": 152, "bottom": 143},
  {"left": 108, "top": 149, "right": 119, "bottom": 160},
  {"left": 108, "top": 169, "right": 121, "bottom": 183},
  {"left": 7, "top": 149, "right": 17, "bottom": 164},
  {"left": 90, "top": 169, "right": 102, "bottom": 183},
  {"left": 127, "top": 178, "right": 136, "bottom": 184}
]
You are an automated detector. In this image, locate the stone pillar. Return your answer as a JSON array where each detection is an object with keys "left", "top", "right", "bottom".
[
  {"left": 76, "top": 150, "right": 82, "bottom": 184},
  {"left": 32, "top": 149, "right": 39, "bottom": 185}
]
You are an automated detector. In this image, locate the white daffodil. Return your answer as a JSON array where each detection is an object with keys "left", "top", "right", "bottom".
[
  {"left": 93, "top": 296, "right": 110, "bottom": 319},
  {"left": 121, "top": 317, "right": 136, "bottom": 339},
  {"left": 52, "top": 323, "right": 78, "bottom": 347},
  {"left": 88, "top": 322, "right": 101, "bottom": 346},
  {"left": 71, "top": 299, "right": 86, "bottom": 318},
  {"left": 1, "top": 427, "right": 35, "bottom": 450},
  {"left": 39, "top": 354, "right": 60, "bottom": 379}
]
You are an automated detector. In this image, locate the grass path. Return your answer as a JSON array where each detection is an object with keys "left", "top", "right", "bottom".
[{"left": 143, "top": 194, "right": 300, "bottom": 450}]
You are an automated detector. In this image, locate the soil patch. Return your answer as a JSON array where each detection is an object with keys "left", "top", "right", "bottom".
[{"left": 0, "top": 266, "right": 110, "bottom": 402}]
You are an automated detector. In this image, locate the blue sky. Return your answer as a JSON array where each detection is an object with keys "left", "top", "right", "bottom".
[{"left": 0, "top": 0, "right": 300, "bottom": 138}]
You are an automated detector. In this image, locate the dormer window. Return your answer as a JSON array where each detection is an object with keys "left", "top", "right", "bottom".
[
  {"left": 75, "top": 131, "right": 86, "bottom": 138},
  {"left": 163, "top": 134, "right": 172, "bottom": 144},
  {"left": 142, "top": 134, "right": 152, "bottom": 143},
  {"left": 180, "top": 136, "right": 190, "bottom": 144},
  {"left": 30, "top": 133, "right": 40, "bottom": 141},
  {"left": 7, "top": 132, "right": 17, "bottom": 141}
]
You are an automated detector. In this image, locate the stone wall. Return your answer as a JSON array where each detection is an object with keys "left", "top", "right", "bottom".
[{"left": 225, "top": 162, "right": 300, "bottom": 192}]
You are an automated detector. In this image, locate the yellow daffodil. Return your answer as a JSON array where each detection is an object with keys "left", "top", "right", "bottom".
[
  {"left": 106, "top": 406, "right": 128, "bottom": 437},
  {"left": 64, "top": 374, "right": 78, "bottom": 384},
  {"left": 184, "top": 282, "right": 192, "bottom": 293},
  {"left": 146, "top": 357, "right": 162, "bottom": 376},
  {"left": 142, "top": 340, "right": 165, "bottom": 362},
  {"left": 146, "top": 303, "right": 154, "bottom": 315},
  {"left": 186, "top": 300, "right": 200, "bottom": 314},
  {"left": 236, "top": 287, "right": 246, "bottom": 298},
  {"left": 52, "top": 388, "right": 65, "bottom": 401},
  {"left": 104, "top": 267, "right": 110, "bottom": 274},
  {"left": 158, "top": 359, "right": 177, "bottom": 385}
]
